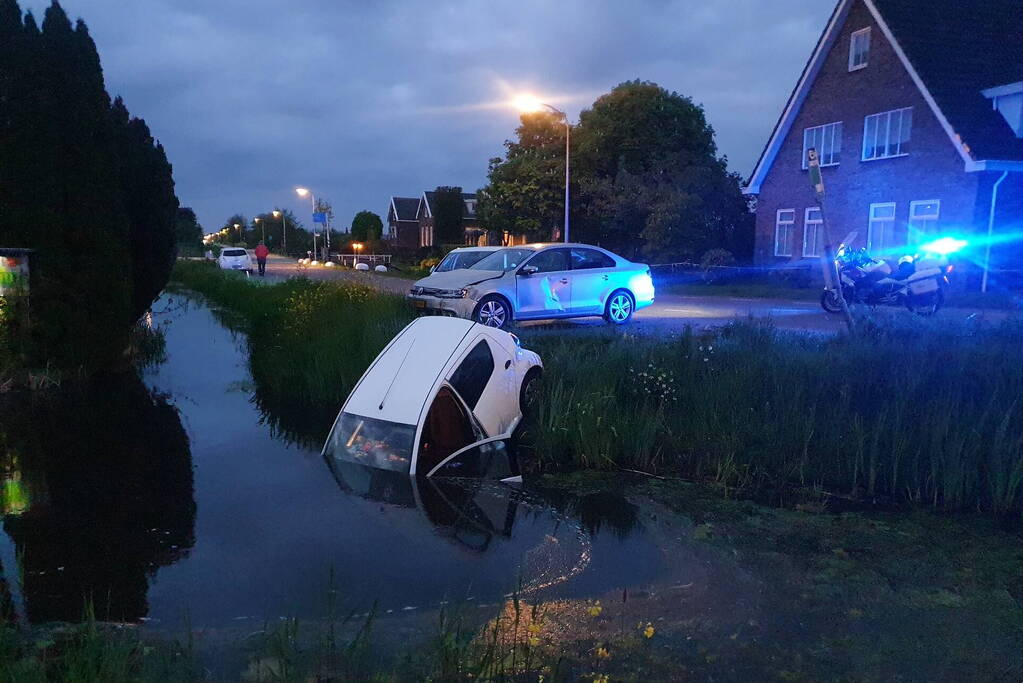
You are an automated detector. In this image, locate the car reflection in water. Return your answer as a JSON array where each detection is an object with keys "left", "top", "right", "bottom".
[{"left": 326, "top": 459, "right": 517, "bottom": 554}]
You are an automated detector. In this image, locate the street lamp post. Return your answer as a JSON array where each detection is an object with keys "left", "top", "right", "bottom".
[
  {"left": 296, "top": 188, "right": 326, "bottom": 261},
  {"left": 514, "top": 96, "right": 570, "bottom": 243},
  {"left": 254, "top": 217, "right": 265, "bottom": 243},
  {"left": 273, "top": 210, "right": 286, "bottom": 255},
  {"left": 233, "top": 223, "right": 241, "bottom": 244}
]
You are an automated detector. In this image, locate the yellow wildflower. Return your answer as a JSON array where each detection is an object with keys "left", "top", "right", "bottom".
[
  {"left": 527, "top": 622, "right": 542, "bottom": 635},
  {"left": 642, "top": 622, "right": 655, "bottom": 639},
  {"left": 587, "top": 601, "right": 603, "bottom": 617},
  {"left": 595, "top": 646, "right": 611, "bottom": 660},
  {"left": 528, "top": 636, "right": 540, "bottom": 647},
  {"left": 593, "top": 676, "right": 609, "bottom": 683}
]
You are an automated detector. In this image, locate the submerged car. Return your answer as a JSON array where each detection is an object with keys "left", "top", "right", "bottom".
[
  {"left": 432, "top": 246, "right": 501, "bottom": 273},
  {"left": 217, "top": 248, "right": 253, "bottom": 272},
  {"left": 407, "top": 243, "right": 655, "bottom": 328},
  {"left": 321, "top": 316, "right": 542, "bottom": 478}
]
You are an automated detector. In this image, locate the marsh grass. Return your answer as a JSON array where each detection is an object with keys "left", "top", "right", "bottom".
[
  {"left": 526, "top": 314, "right": 1023, "bottom": 516},
  {"left": 172, "top": 261, "right": 1023, "bottom": 516}
]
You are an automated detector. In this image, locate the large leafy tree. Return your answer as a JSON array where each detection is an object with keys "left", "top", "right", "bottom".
[
  {"left": 0, "top": 0, "right": 179, "bottom": 370},
  {"left": 477, "top": 112, "right": 567, "bottom": 242},
  {"left": 431, "top": 186, "right": 465, "bottom": 245},
  {"left": 573, "top": 81, "right": 749, "bottom": 261},
  {"left": 477, "top": 81, "right": 750, "bottom": 260},
  {"left": 350, "top": 210, "right": 383, "bottom": 241}
]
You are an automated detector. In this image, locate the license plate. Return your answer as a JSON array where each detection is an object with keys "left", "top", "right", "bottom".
[{"left": 414, "top": 299, "right": 427, "bottom": 308}]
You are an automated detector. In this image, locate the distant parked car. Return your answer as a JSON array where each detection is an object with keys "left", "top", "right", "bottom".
[
  {"left": 321, "top": 316, "right": 542, "bottom": 478},
  {"left": 407, "top": 243, "right": 655, "bottom": 328},
  {"left": 217, "top": 248, "right": 253, "bottom": 272},
  {"left": 432, "top": 247, "right": 502, "bottom": 273}
]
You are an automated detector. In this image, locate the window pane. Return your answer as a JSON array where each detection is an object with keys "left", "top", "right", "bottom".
[
  {"left": 806, "top": 208, "right": 822, "bottom": 222},
  {"left": 449, "top": 341, "right": 495, "bottom": 410},
  {"left": 778, "top": 210, "right": 795, "bottom": 222},
  {"left": 527, "top": 248, "right": 570, "bottom": 273},
  {"left": 872, "top": 204, "right": 895, "bottom": 219},
  {"left": 571, "top": 248, "right": 615, "bottom": 269},
  {"left": 864, "top": 115, "right": 877, "bottom": 158},
  {"left": 899, "top": 108, "right": 912, "bottom": 154}
]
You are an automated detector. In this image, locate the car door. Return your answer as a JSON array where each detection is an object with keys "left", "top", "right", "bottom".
[
  {"left": 447, "top": 337, "right": 516, "bottom": 438},
  {"left": 568, "top": 248, "right": 618, "bottom": 314},
  {"left": 514, "top": 248, "right": 572, "bottom": 319}
]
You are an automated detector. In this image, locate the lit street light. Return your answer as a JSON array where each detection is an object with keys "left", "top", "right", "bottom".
[
  {"left": 272, "top": 210, "right": 287, "bottom": 254},
  {"left": 233, "top": 223, "right": 241, "bottom": 243},
  {"left": 254, "top": 217, "right": 265, "bottom": 243},
  {"left": 515, "top": 95, "right": 571, "bottom": 243},
  {"left": 297, "top": 187, "right": 329, "bottom": 261}
]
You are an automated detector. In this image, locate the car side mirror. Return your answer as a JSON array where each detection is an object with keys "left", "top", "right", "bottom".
[{"left": 519, "top": 265, "right": 538, "bottom": 276}]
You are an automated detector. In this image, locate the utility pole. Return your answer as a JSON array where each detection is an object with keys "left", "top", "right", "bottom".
[{"left": 808, "top": 148, "right": 855, "bottom": 333}]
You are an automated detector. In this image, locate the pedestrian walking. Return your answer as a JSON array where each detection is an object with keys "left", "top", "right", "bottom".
[{"left": 254, "top": 241, "right": 270, "bottom": 277}]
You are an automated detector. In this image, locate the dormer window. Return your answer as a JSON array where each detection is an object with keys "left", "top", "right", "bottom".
[{"left": 849, "top": 28, "right": 871, "bottom": 71}]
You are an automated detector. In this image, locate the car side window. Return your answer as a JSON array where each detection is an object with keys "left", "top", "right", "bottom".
[
  {"left": 571, "top": 248, "right": 615, "bottom": 270},
  {"left": 449, "top": 340, "right": 494, "bottom": 410},
  {"left": 525, "top": 249, "right": 570, "bottom": 274}
]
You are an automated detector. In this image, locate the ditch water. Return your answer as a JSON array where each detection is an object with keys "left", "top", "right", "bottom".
[{"left": 0, "top": 295, "right": 664, "bottom": 628}]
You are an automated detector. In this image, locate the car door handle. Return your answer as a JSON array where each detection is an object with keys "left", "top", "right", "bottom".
[
  {"left": 601, "top": 275, "right": 609, "bottom": 281},
  {"left": 559, "top": 278, "right": 569, "bottom": 284}
]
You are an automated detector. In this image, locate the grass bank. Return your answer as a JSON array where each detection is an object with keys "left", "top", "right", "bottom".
[{"left": 172, "top": 261, "right": 1023, "bottom": 517}]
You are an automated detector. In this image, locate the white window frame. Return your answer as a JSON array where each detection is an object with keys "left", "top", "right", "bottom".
[
  {"left": 867, "top": 202, "right": 897, "bottom": 253},
  {"left": 862, "top": 107, "right": 913, "bottom": 161},
  {"left": 802, "top": 122, "right": 843, "bottom": 169},
  {"left": 908, "top": 199, "right": 940, "bottom": 245},
  {"left": 802, "top": 207, "right": 824, "bottom": 258},
  {"left": 849, "top": 27, "right": 871, "bottom": 72},
  {"left": 774, "top": 209, "right": 796, "bottom": 257}
]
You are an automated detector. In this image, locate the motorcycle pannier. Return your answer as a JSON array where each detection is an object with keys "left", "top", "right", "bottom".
[{"left": 908, "top": 276, "right": 939, "bottom": 295}]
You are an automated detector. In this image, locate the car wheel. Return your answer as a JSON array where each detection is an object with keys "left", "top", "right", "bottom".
[
  {"left": 604, "top": 290, "right": 634, "bottom": 324},
  {"left": 519, "top": 367, "right": 543, "bottom": 414},
  {"left": 475, "top": 296, "right": 511, "bottom": 329}
]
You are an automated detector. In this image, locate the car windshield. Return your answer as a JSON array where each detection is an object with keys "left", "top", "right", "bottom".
[
  {"left": 222, "top": 249, "right": 247, "bottom": 256},
  {"left": 469, "top": 248, "right": 534, "bottom": 272},
  {"left": 323, "top": 412, "right": 416, "bottom": 473},
  {"left": 436, "top": 250, "right": 491, "bottom": 273}
]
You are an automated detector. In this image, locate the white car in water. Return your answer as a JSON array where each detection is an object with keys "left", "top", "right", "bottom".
[
  {"left": 321, "top": 316, "right": 542, "bottom": 478},
  {"left": 217, "top": 248, "right": 253, "bottom": 272},
  {"left": 408, "top": 243, "right": 655, "bottom": 328}
]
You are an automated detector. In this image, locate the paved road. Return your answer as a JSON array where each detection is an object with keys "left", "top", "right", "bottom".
[{"left": 255, "top": 254, "right": 1006, "bottom": 333}]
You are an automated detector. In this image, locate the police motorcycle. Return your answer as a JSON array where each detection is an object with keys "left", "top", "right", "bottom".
[{"left": 821, "top": 232, "right": 962, "bottom": 316}]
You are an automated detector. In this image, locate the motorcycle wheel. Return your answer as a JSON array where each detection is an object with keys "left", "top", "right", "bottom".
[
  {"left": 820, "top": 289, "right": 845, "bottom": 314},
  {"left": 906, "top": 285, "right": 944, "bottom": 316}
]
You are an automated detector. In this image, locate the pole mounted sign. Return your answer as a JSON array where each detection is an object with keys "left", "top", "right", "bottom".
[
  {"left": 807, "top": 149, "right": 854, "bottom": 332},
  {"left": 312, "top": 212, "right": 327, "bottom": 224}
]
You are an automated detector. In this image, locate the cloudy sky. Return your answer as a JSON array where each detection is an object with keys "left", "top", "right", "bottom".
[{"left": 30, "top": 0, "right": 834, "bottom": 232}]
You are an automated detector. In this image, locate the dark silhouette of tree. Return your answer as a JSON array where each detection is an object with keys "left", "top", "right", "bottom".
[
  {"left": 175, "top": 208, "right": 203, "bottom": 246},
  {"left": 350, "top": 210, "right": 383, "bottom": 241},
  {"left": 0, "top": 1, "right": 180, "bottom": 370},
  {"left": 432, "top": 186, "right": 465, "bottom": 245}
]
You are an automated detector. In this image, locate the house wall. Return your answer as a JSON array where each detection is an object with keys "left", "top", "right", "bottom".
[{"left": 754, "top": 0, "right": 979, "bottom": 264}]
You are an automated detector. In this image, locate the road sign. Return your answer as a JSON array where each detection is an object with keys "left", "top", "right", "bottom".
[{"left": 312, "top": 212, "right": 327, "bottom": 224}]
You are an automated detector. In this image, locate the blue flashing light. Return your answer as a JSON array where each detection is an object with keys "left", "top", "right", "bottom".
[{"left": 919, "top": 236, "right": 968, "bottom": 255}]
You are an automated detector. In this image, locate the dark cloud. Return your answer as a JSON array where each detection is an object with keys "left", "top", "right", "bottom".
[{"left": 30, "top": 0, "right": 833, "bottom": 231}]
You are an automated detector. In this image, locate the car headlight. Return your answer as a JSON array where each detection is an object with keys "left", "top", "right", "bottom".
[{"left": 437, "top": 289, "right": 468, "bottom": 299}]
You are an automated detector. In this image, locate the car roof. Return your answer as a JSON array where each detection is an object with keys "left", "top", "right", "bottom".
[
  {"left": 342, "top": 317, "right": 478, "bottom": 426},
  {"left": 449, "top": 246, "right": 501, "bottom": 252}
]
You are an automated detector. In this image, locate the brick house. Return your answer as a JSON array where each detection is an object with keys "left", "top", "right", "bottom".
[
  {"left": 745, "top": 0, "right": 1023, "bottom": 282},
  {"left": 386, "top": 191, "right": 528, "bottom": 251}
]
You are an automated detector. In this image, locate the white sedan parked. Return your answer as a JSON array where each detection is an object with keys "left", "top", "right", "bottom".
[
  {"left": 321, "top": 317, "right": 542, "bottom": 478},
  {"left": 408, "top": 243, "right": 655, "bottom": 328},
  {"left": 217, "top": 248, "right": 253, "bottom": 272}
]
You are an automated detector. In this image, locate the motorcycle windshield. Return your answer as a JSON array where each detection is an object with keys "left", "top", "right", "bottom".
[{"left": 841, "top": 231, "right": 858, "bottom": 247}]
